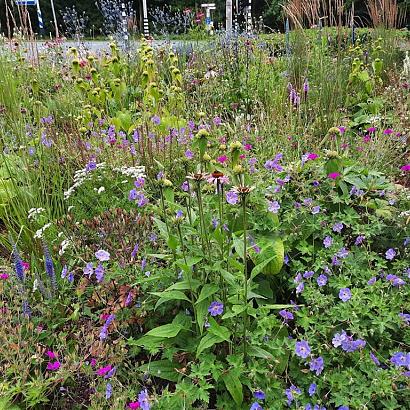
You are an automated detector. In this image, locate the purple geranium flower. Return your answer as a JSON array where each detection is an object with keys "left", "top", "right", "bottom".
[
  {"left": 339, "top": 288, "right": 351, "bottom": 302},
  {"left": 385, "top": 248, "right": 396, "bottom": 260},
  {"left": 355, "top": 235, "right": 365, "bottom": 245},
  {"left": 226, "top": 190, "right": 239, "bottom": 205},
  {"left": 208, "top": 301, "right": 224, "bottom": 316},
  {"left": 399, "top": 313, "right": 410, "bottom": 325},
  {"left": 253, "top": 390, "right": 265, "bottom": 400},
  {"left": 370, "top": 352, "right": 380, "bottom": 366},
  {"left": 332, "top": 222, "right": 344, "bottom": 233},
  {"left": 95, "top": 250, "right": 110, "bottom": 262},
  {"left": 268, "top": 200, "right": 280, "bottom": 213},
  {"left": 323, "top": 236, "right": 333, "bottom": 248},
  {"left": 295, "top": 340, "right": 311, "bottom": 359},
  {"left": 279, "top": 309, "right": 294, "bottom": 321},
  {"left": 311, "top": 206, "right": 321, "bottom": 214},
  {"left": 303, "top": 270, "right": 315, "bottom": 279},
  {"left": 308, "top": 383, "right": 317, "bottom": 397},
  {"left": 309, "top": 356, "right": 324, "bottom": 375},
  {"left": 138, "top": 389, "right": 151, "bottom": 410},
  {"left": 390, "top": 352, "right": 408, "bottom": 367},
  {"left": 317, "top": 274, "right": 328, "bottom": 287}
]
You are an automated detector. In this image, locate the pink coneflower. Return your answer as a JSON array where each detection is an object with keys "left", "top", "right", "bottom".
[
  {"left": 400, "top": 164, "right": 410, "bottom": 171},
  {"left": 328, "top": 172, "right": 341, "bottom": 180}
]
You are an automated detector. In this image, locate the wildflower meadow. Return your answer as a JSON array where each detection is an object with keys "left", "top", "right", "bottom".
[{"left": 0, "top": 1, "right": 409, "bottom": 409}]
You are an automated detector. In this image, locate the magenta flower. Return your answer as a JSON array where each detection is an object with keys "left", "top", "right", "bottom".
[
  {"left": 307, "top": 152, "right": 319, "bottom": 160},
  {"left": 46, "top": 361, "right": 61, "bottom": 371},
  {"left": 217, "top": 155, "right": 228, "bottom": 164},
  {"left": 45, "top": 350, "right": 57, "bottom": 360},
  {"left": 383, "top": 128, "right": 393, "bottom": 135},
  {"left": 128, "top": 402, "right": 141, "bottom": 409},
  {"left": 339, "top": 288, "right": 351, "bottom": 302},
  {"left": 0, "top": 273, "right": 9, "bottom": 280},
  {"left": 400, "top": 164, "right": 410, "bottom": 172},
  {"left": 328, "top": 172, "right": 341, "bottom": 180},
  {"left": 95, "top": 250, "right": 110, "bottom": 262},
  {"left": 96, "top": 365, "right": 113, "bottom": 376}
]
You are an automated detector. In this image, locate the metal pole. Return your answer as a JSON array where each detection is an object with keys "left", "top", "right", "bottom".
[
  {"left": 49, "top": 0, "right": 59, "bottom": 37},
  {"left": 226, "top": 0, "right": 232, "bottom": 33},
  {"left": 142, "top": 0, "right": 149, "bottom": 38}
]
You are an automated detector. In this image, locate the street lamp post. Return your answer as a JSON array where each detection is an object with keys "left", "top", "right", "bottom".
[{"left": 49, "top": 0, "right": 59, "bottom": 37}]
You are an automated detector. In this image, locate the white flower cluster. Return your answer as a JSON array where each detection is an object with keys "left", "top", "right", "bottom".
[
  {"left": 403, "top": 51, "right": 410, "bottom": 80},
  {"left": 113, "top": 165, "right": 146, "bottom": 179},
  {"left": 28, "top": 207, "right": 45, "bottom": 220},
  {"left": 64, "top": 163, "right": 106, "bottom": 200},
  {"left": 34, "top": 222, "right": 52, "bottom": 239},
  {"left": 59, "top": 239, "right": 71, "bottom": 256}
]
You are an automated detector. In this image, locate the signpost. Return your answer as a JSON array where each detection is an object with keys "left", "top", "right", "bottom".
[
  {"left": 15, "top": 0, "right": 44, "bottom": 33},
  {"left": 142, "top": 0, "right": 149, "bottom": 38},
  {"left": 201, "top": 3, "right": 216, "bottom": 34}
]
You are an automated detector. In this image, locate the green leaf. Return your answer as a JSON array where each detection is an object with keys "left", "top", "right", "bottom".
[
  {"left": 196, "top": 299, "right": 210, "bottom": 335},
  {"left": 153, "top": 218, "right": 169, "bottom": 239},
  {"left": 250, "top": 255, "right": 276, "bottom": 279},
  {"left": 251, "top": 235, "right": 284, "bottom": 276},
  {"left": 222, "top": 304, "right": 246, "bottom": 319},
  {"left": 195, "top": 284, "right": 219, "bottom": 304},
  {"left": 165, "top": 280, "right": 201, "bottom": 291},
  {"left": 207, "top": 317, "right": 231, "bottom": 342},
  {"left": 163, "top": 186, "right": 174, "bottom": 203},
  {"left": 232, "top": 234, "right": 244, "bottom": 260},
  {"left": 247, "top": 345, "right": 273, "bottom": 360},
  {"left": 152, "top": 290, "right": 191, "bottom": 309},
  {"left": 196, "top": 333, "right": 224, "bottom": 357},
  {"left": 167, "top": 234, "right": 179, "bottom": 251},
  {"left": 223, "top": 370, "right": 243, "bottom": 405},
  {"left": 138, "top": 360, "right": 181, "bottom": 382},
  {"left": 145, "top": 324, "right": 183, "bottom": 338}
]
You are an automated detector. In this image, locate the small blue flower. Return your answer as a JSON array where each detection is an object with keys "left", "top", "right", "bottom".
[{"left": 308, "top": 383, "right": 317, "bottom": 397}]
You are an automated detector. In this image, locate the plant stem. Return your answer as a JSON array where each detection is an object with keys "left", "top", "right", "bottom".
[{"left": 242, "top": 194, "right": 248, "bottom": 361}]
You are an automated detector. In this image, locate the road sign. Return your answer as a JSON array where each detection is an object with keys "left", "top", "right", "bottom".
[{"left": 15, "top": 0, "right": 37, "bottom": 5}]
